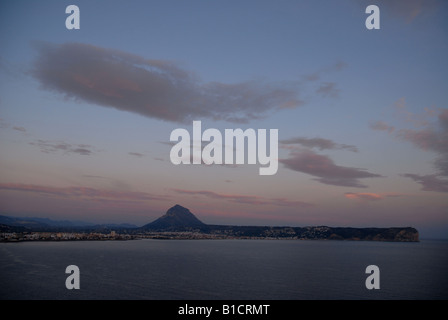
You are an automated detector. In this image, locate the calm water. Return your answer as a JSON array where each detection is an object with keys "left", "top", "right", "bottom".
[{"left": 0, "top": 239, "right": 447, "bottom": 300}]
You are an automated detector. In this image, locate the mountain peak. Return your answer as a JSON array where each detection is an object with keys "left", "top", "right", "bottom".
[
  {"left": 143, "top": 205, "right": 205, "bottom": 230},
  {"left": 169, "top": 204, "right": 187, "bottom": 211}
]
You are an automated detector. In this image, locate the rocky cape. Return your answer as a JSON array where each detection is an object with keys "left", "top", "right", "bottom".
[
  {"left": 1, "top": 204, "right": 419, "bottom": 242},
  {"left": 140, "top": 205, "right": 419, "bottom": 242}
]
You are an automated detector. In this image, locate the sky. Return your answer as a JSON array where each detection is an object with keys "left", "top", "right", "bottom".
[{"left": 0, "top": 0, "right": 447, "bottom": 238}]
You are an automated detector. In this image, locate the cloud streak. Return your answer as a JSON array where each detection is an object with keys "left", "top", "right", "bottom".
[
  {"left": 370, "top": 121, "right": 395, "bottom": 134},
  {"left": 31, "top": 42, "right": 303, "bottom": 124},
  {"left": 316, "top": 82, "right": 340, "bottom": 98},
  {"left": 29, "top": 139, "right": 98, "bottom": 156},
  {"left": 13, "top": 126, "right": 27, "bottom": 133},
  {"left": 280, "top": 137, "right": 358, "bottom": 152},
  {"left": 400, "top": 174, "right": 448, "bottom": 193},
  {"left": 0, "top": 182, "right": 170, "bottom": 202},
  {"left": 395, "top": 110, "right": 448, "bottom": 157},
  {"left": 304, "top": 61, "right": 347, "bottom": 82},
  {"left": 344, "top": 192, "right": 406, "bottom": 201},
  {"left": 279, "top": 149, "right": 382, "bottom": 188},
  {"left": 171, "top": 188, "right": 313, "bottom": 208},
  {"left": 128, "top": 152, "right": 145, "bottom": 158}
]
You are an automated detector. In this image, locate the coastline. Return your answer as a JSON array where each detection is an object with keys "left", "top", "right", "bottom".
[{"left": 1, "top": 229, "right": 420, "bottom": 242}]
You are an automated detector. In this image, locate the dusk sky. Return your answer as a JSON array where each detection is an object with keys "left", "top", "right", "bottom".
[{"left": 1, "top": 0, "right": 447, "bottom": 238}]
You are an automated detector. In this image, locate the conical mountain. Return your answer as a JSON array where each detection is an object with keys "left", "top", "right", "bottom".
[{"left": 142, "top": 204, "right": 205, "bottom": 230}]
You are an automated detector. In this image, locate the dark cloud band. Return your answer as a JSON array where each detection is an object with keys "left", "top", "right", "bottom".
[
  {"left": 279, "top": 149, "right": 382, "bottom": 188},
  {"left": 31, "top": 42, "right": 303, "bottom": 124}
]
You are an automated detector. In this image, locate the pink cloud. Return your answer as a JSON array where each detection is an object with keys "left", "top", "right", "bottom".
[
  {"left": 344, "top": 192, "right": 382, "bottom": 201},
  {"left": 344, "top": 192, "right": 406, "bottom": 201},
  {"left": 397, "top": 128, "right": 446, "bottom": 153}
]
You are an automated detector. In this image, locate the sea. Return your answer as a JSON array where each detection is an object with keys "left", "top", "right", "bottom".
[{"left": 0, "top": 239, "right": 447, "bottom": 300}]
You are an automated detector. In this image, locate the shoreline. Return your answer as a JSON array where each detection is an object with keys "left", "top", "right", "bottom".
[{"left": 0, "top": 231, "right": 420, "bottom": 243}]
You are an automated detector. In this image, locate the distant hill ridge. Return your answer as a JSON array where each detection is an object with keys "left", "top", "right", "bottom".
[
  {"left": 0, "top": 214, "right": 137, "bottom": 231},
  {"left": 0, "top": 205, "right": 419, "bottom": 241}
]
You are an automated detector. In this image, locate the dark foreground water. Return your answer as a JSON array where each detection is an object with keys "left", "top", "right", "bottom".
[{"left": 0, "top": 239, "right": 447, "bottom": 300}]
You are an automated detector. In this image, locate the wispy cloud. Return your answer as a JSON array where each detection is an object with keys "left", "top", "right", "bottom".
[
  {"left": 0, "top": 118, "right": 8, "bottom": 129},
  {"left": 128, "top": 152, "right": 145, "bottom": 158},
  {"left": 280, "top": 137, "right": 358, "bottom": 152},
  {"left": 302, "top": 61, "right": 345, "bottom": 100},
  {"left": 400, "top": 174, "right": 448, "bottom": 193},
  {"left": 304, "top": 61, "right": 347, "bottom": 82},
  {"left": 372, "top": 101, "right": 448, "bottom": 192},
  {"left": 393, "top": 97, "right": 435, "bottom": 128},
  {"left": 81, "top": 174, "right": 107, "bottom": 179},
  {"left": 369, "top": 121, "right": 395, "bottom": 133},
  {"left": 31, "top": 42, "right": 304, "bottom": 124},
  {"left": 395, "top": 110, "right": 448, "bottom": 157},
  {"left": 0, "top": 118, "right": 28, "bottom": 134},
  {"left": 171, "top": 188, "right": 313, "bottom": 208},
  {"left": 344, "top": 192, "right": 406, "bottom": 201},
  {"left": 279, "top": 149, "right": 382, "bottom": 188},
  {"left": 344, "top": 192, "right": 382, "bottom": 201},
  {"left": 316, "top": 82, "right": 340, "bottom": 98},
  {"left": 29, "top": 139, "right": 98, "bottom": 156},
  {"left": 0, "top": 182, "right": 170, "bottom": 202},
  {"left": 12, "top": 126, "right": 27, "bottom": 133}
]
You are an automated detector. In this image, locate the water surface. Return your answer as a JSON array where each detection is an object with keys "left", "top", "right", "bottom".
[{"left": 1, "top": 239, "right": 447, "bottom": 300}]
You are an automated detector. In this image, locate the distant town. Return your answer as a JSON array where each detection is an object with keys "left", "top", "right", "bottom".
[
  {"left": 0, "top": 230, "right": 316, "bottom": 242},
  {"left": 0, "top": 226, "right": 419, "bottom": 242},
  {"left": 0, "top": 230, "right": 132, "bottom": 242},
  {"left": 0, "top": 227, "right": 335, "bottom": 242}
]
